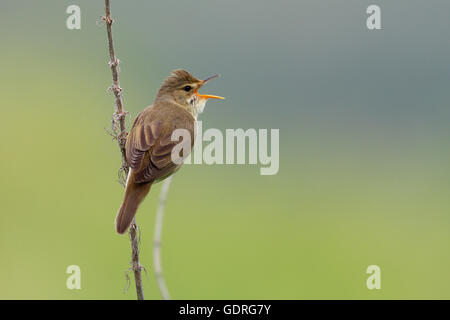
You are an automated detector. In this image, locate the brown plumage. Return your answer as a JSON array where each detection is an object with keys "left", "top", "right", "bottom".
[{"left": 115, "top": 69, "right": 224, "bottom": 234}]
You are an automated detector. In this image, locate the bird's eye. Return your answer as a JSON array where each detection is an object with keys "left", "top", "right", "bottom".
[{"left": 183, "top": 85, "right": 192, "bottom": 92}]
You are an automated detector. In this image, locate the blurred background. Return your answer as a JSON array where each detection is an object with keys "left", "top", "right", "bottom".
[{"left": 0, "top": 0, "right": 449, "bottom": 299}]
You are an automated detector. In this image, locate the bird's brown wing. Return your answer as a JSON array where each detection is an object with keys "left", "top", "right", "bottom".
[{"left": 126, "top": 103, "right": 196, "bottom": 184}]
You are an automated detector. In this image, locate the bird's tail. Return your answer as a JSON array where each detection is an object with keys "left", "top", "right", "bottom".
[{"left": 115, "top": 169, "right": 152, "bottom": 234}]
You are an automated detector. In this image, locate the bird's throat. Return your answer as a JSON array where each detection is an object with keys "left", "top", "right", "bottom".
[{"left": 188, "top": 96, "right": 207, "bottom": 119}]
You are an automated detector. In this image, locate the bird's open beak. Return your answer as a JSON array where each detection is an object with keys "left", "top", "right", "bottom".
[
  {"left": 197, "top": 93, "right": 225, "bottom": 100},
  {"left": 196, "top": 74, "right": 225, "bottom": 100}
]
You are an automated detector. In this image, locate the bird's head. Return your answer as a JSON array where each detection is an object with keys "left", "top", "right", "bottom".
[{"left": 156, "top": 69, "right": 224, "bottom": 117}]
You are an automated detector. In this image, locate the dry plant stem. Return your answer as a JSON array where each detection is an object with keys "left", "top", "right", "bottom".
[
  {"left": 103, "top": 0, "right": 144, "bottom": 300},
  {"left": 104, "top": 0, "right": 127, "bottom": 168},
  {"left": 153, "top": 176, "right": 173, "bottom": 300},
  {"left": 129, "top": 218, "right": 144, "bottom": 300}
]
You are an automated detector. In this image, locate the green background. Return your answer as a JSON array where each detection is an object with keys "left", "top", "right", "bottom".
[{"left": 1, "top": 0, "right": 449, "bottom": 299}]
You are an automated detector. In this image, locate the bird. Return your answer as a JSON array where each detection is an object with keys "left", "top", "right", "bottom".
[{"left": 115, "top": 69, "right": 224, "bottom": 234}]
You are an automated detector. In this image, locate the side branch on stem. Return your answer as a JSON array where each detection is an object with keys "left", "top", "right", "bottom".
[
  {"left": 153, "top": 177, "right": 173, "bottom": 300},
  {"left": 102, "top": 0, "right": 144, "bottom": 300}
]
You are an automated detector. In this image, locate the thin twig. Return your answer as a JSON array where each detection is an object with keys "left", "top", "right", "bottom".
[
  {"left": 153, "top": 176, "right": 173, "bottom": 300},
  {"left": 129, "top": 219, "right": 145, "bottom": 300},
  {"left": 102, "top": 0, "right": 144, "bottom": 300},
  {"left": 103, "top": 1, "right": 128, "bottom": 174}
]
